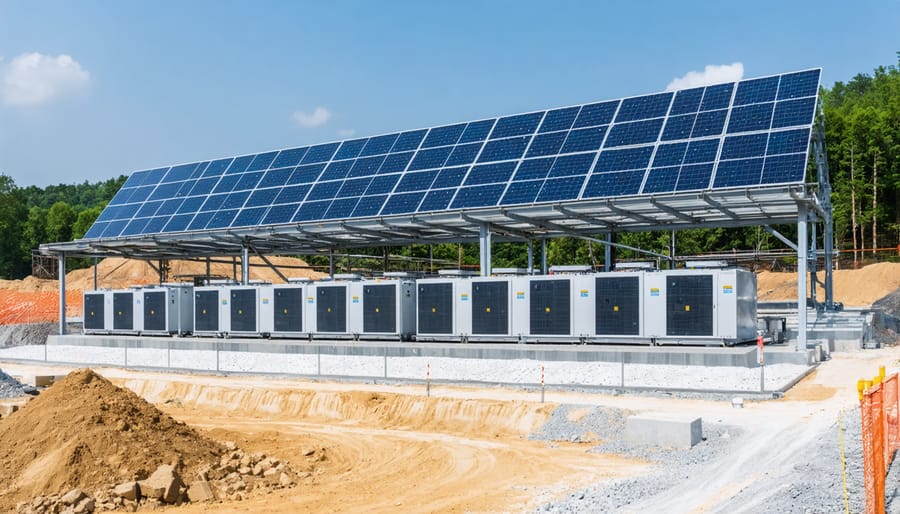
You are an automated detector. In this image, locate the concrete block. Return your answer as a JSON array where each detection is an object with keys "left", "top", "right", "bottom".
[
  {"left": 626, "top": 413, "right": 702, "bottom": 449},
  {"left": 19, "top": 375, "right": 63, "bottom": 387},
  {"left": 139, "top": 464, "right": 183, "bottom": 504},
  {"left": 0, "top": 404, "right": 18, "bottom": 418},
  {"left": 187, "top": 481, "right": 215, "bottom": 502}
]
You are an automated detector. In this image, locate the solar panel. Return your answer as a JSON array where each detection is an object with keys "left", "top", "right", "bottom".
[{"left": 83, "top": 69, "right": 821, "bottom": 240}]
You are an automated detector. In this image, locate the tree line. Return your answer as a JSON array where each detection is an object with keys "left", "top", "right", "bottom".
[{"left": 0, "top": 56, "right": 897, "bottom": 279}]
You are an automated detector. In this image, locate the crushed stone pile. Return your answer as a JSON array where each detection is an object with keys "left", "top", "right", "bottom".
[
  {"left": 0, "top": 368, "right": 29, "bottom": 399},
  {"left": 0, "top": 322, "right": 57, "bottom": 348},
  {"left": 0, "top": 369, "right": 303, "bottom": 513}
]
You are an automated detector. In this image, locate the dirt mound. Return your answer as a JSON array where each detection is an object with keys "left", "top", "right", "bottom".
[
  {"left": 0, "top": 369, "right": 224, "bottom": 511},
  {"left": 757, "top": 261, "right": 900, "bottom": 306}
]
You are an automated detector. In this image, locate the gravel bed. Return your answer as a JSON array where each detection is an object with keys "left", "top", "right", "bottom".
[
  {"left": 531, "top": 404, "right": 740, "bottom": 513},
  {"left": 0, "top": 368, "right": 29, "bottom": 398},
  {"left": 0, "top": 322, "right": 57, "bottom": 347}
]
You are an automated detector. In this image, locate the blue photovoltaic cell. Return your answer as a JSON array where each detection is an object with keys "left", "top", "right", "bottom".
[
  {"left": 700, "top": 83, "right": 733, "bottom": 111},
  {"left": 727, "top": 103, "right": 774, "bottom": 133},
  {"left": 721, "top": 133, "right": 768, "bottom": 160},
  {"left": 409, "top": 146, "right": 453, "bottom": 171},
  {"left": 683, "top": 139, "right": 719, "bottom": 164},
  {"left": 348, "top": 155, "right": 385, "bottom": 178},
  {"left": 334, "top": 139, "right": 368, "bottom": 160},
  {"left": 325, "top": 197, "right": 359, "bottom": 219},
  {"left": 258, "top": 167, "right": 293, "bottom": 188},
  {"left": 352, "top": 195, "right": 387, "bottom": 217},
  {"left": 733, "top": 76, "right": 779, "bottom": 106},
  {"left": 396, "top": 170, "right": 438, "bottom": 192},
  {"left": 692, "top": 110, "right": 727, "bottom": 137},
  {"left": 772, "top": 97, "right": 816, "bottom": 128},
  {"left": 293, "top": 200, "right": 330, "bottom": 221},
  {"left": 262, "top": 203, "right": 300, "bottom": 224},
  {"left": 582, "top": 170, "right": 644, "bottom": 198},
  {"left": 432, "top": 167, "right": 468, "bottom": 188},
  {"left": 451, "top": 184, "right": 505, "bottom": 208},
  {"left": 477, "top": 136, "right": 530, "bottom": 162},
  {"left": 777, "top": 70, "right": 819, "bottom": 100},
  {"left": 594, "top": 146, "right": 654, "bottom": 173},
  {"left": 275, "top": 185, "right": 310, "bottom": 204},
  {"left": 458, "top": 120, "right": 494, "bottom": 143},
  {"left": 549, "top": 153, "right": 594, "bottom": 177},
  {"left": 204, "top": 158, "right": 232, "bottom": 176},
  {"left": 605, "top": 119, "right": 664, "bottom": 147},
  {"left": 573, "top": 101, "right": 618, "bottom": 128},
  {"left": 561, "top": 126, "right": 606, "bottom": 153},
  {"left": 527, "top": 132, "right": 568, "bottom": 158},
  {"left": 392, "top": 130, "right": 427, "bottom": 152},
  {"left": 422, "top": 124, "right": 466, "bottom": 148},
  {"left": 301, "top": 143, "right": 340, "bottom": 164},
  {"left": 379, "top": 152, "right": 414, "bottom": 174},
  {"left": 367, "top": 174, "right": 401, "bottom": 194},
  {"left": 418, "top": 189, "right": 456, "bottom": 212},
  {"left": 360, "top": 134, "right": 398, "bottom": 156},
  {"left": 661, "top": 114, "right": 696, "bottom": 141},
  {"left": 501, "top": 180, "right": 542, "bottom": 205},
  {"left": 615, "top": 93, "right": 672, "bottom": 123},
  {"left": 490, "top": 112, "right": 543, "bottom": 139},
  {"left": 307, "top": 181, "right": 342, "bottom": 201},
  {"left": 767, "top": 128, "right": 810, "bottom": 155},
  {"left": 271, "top": 147, "right": 308, "bottom": 168},
  {"left": 446, "top": 142, "right": 482, "bottom": 166},
  {"left": 246, "top": 188, "right": 280, "bottom": 207},
  {"left": 247, "top": 152, "right": 278, "bottom": 172},
  {"left": 86, "top": 69, "right": 819, "bottom": 240},
  {"left": 670, "top": 88, "right": 704, "bottom": 115},
  {"left": 514, "top": 158, "right": 554, "bottom": 181},
  {"left": 654, "top": 143, "right": 688, "bottom": 167},
  {"left": 537, "top": 176, "right": 586, "bottom": 202},
  {"left": 381, "top": 192, "right": 425, "bottom": 215},
  {"left": 320, "top": 160, "right": 354, "bottom": 181},
  {"left": 713, "top": 158, "right": 764, "bottom": 188},
  {"left": 539, "top": 107, "right": 579, "bottom": 133},
  {"left": 465, "top": 162, "right": 516, "bottom": 185},
  {"left": 642, "top": 167, "right": 679, "bottom": 193},
  {"left": 226, "top": 155, "right": 254, "bottom": 174},
  {"left": 676, "top": 163, "right": 714, "bottom": 191},
  {"left": 232, "top": 207, "right": 267, "bottom": 227},
  {"left": 761, "top": 153, "right": 807, "bottom": 184},
  {"left": 337, "top": 177, "right": 372, "bottom": 197}
]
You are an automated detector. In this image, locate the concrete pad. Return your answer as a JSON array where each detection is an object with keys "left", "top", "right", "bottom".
[{"left": 626, "top": 413, "right": 702, "bottom": 449}]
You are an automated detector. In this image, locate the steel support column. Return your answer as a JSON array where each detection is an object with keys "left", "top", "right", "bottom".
[
  {"left": 58, "top": 253, "right": 66, "bottom": 335},
  {"left": 527, "top": 240, "right": 534, "bottom": 274},
  {"left": 604, "top": 232, "right": 614, "bottom": 272},
  {"left": 797, "top": 204, "right": 808, "bottom": 352},
  {"left": 669, "top": 230, "right": 676, "bottom": 270},
  {"left": 241, "top": 245, "right": 249, "bottom": 285},
  {"left": 541, "top": 239, "right": 548, "bottom": 274},
  {"left": 329, "top": 251, "right": 335, "bottom": 279},
  {"left": 810, "top": 223, "right": 817, "bottom": 306},
  {"left": 479, "top": 223, "right": 491, "bottom": 276}
]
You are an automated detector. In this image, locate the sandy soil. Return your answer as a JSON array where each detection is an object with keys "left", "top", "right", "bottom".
[
  {"left": 2, "top": 346, "right": 896, "bottom": 513},
  {"left": 757, "top": 261, "right": 900, "bottom": 306}
]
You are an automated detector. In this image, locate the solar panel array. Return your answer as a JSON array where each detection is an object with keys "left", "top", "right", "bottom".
[{"left": 84, "top": 69, "right": 820, "bottom": 240}]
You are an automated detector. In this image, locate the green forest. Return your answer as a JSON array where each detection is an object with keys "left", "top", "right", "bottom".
[{"left": 0, "top": 57, "right": 898, "bottom": 279}]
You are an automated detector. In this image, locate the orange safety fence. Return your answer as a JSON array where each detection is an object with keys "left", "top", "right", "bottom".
[
  {"left": 860, "top": 370, "right": 900, "bottom": 514},
  {"left": 0, "top": 290, "right": 83, "bottom": 325}
]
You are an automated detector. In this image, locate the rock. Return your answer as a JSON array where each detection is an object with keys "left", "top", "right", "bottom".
[
  {"left": 224, "top": 441, "right": 237, "bottom": 451},
  {"left": 113, "top": 482, "right": 140, "bottom": 501},
  {"left": 0, "top": 404, "right": 19, "bottom": 418},
  {"left": 279, "top": 472, "right": 293, "bottom": 487},
  {"left": 240, "top": 455, "right": 252, "bottom": 467},
  {"left": 74, "top": 497, "right": 95, "bottom": 513},
  {"left": 138, "top": 464, "right": 184, "bottom": 504},
  {"left": 303, "top": 448, "right": 315, "bottom": 457},
  {"left": 61, "top": 489, "right": 86, "bottom": 505},
  {"left": 238, "top": 466, "right": 252, "bottom": 475},
  {"left": 263, "top": 468, "right": 279, "bottom": 479},
  {"left": 252, "top": 463, "right": 264, "bottom": 476},
  {"left": 186, "top": 481, "right": 216, "bottom": 502}
]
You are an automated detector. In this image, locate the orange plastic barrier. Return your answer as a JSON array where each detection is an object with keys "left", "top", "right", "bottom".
[
  {"left": 860, "top": 372, "right": 900, "bottom": 514},
  {"left": 0, "top": 290, "right": 83, "bottom": 325}
]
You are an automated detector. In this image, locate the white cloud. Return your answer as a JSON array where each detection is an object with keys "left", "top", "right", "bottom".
[
  {"left": 337, "top": 128, "right": 356, "bottom": 137},
  {"left": 666, "top": 62, "right": 744, "bottom": 91},
  {"left": 1, "top": 52, "right": 90, "bottom": 106},
  {"left": 291, "top": 106, "right": 331, "bottom": 127}
]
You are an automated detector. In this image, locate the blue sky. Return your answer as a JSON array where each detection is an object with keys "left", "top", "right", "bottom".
[{"left": 0, "top": 0, "right": 897, "bottom": 187}]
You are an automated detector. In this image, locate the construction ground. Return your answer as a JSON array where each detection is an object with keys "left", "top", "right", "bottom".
[{"left": 0, "top": 259, "right": 899, "bottom": 513}]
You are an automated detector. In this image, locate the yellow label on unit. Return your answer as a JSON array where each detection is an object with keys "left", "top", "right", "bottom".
[
  {"left": 431, "top": 307, "right": 436, "bottom": 313},
  {"left": 613, "top": 305, "right": 619, "bottom": 312},
  {"left": 545, "top": 307, "right": 551, "bottom": 313},
  {"left": 486, "top": 307, "right": 491, "bottom": 313},
  {"left": 375, "top": 307, "right": 380, "bottom": 313},
  {"left": 685, "top": 305, "right": 691, "bottom": 312}
]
